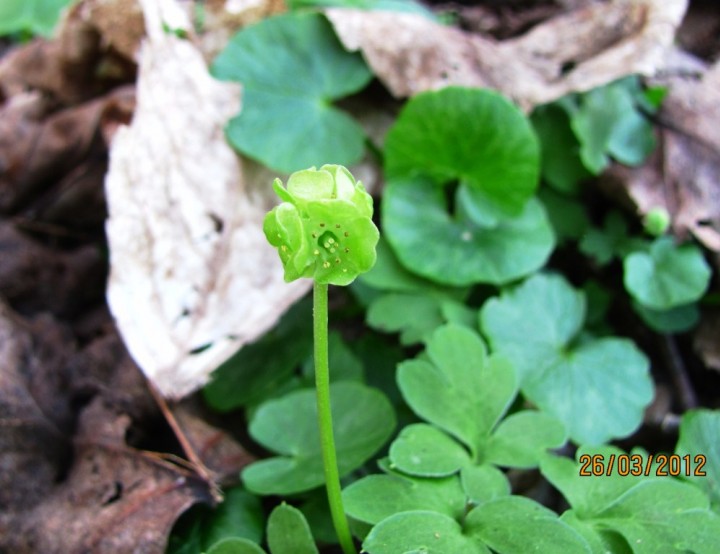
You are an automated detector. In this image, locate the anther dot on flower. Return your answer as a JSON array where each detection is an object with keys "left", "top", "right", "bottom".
[{"left": 263, "top": 164, "right": 379, "bottom": 286}]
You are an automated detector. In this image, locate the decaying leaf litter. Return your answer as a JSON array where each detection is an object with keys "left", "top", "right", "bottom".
[{"left": 0, "top": 0, "right": 719, "bottom": 551}]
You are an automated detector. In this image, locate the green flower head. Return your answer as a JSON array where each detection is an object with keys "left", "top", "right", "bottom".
[{"left": 264, "top": 164, "right": 379, "bottom": 286}]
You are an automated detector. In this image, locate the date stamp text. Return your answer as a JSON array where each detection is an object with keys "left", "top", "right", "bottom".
[{"left": 578, "top": 454, "right": 707, "bottom": 477}]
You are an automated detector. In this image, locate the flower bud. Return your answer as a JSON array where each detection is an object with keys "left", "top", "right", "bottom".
[{"left": 264, "top": 165, "right": 379, "bottom": 285}]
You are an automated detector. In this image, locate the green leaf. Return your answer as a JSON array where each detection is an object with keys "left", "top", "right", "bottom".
[
  {"left": 242, "top": 382, "right": 395, "bottom": 495},
  {"left": 359, "top": 237, "right": 469, "bottom": 301},
  {"left": 632, "top": 301, "right": 700, "bottom": 334},
  {"left": 465, "top": 496, "right": 591, "bottom": 554},
  {"left": 203, "top": 488, "right": 265, "bottom": 547},
  {"left": 540, "top": 447, "right": 720, "bottom": 554},
  {"left": 460, "top": 465, "right": 510, "bottom": 505},
  {"left": 623, "top": 237, "right": 711, "bottom": 310},
  {"left": 168, "top": 487, "right": 265, "bottom": 554},
  {"left": 363, "top": 511, "right": 490, "bottom": 554},
  {"left": 343, "top": 473, "right": 467, "bottom": 526},
  {"left": 531, "top": 103, "right": 592, "bottom": 194},
  {"left": 569, "top": 79, "right": 656, "bottom": 173},
  {"left": 302, "top": 331, "right": 364, "bottom": 383},
  {"left": 286, "top": 0, "right": 436, "bottom": 19},
  {"left": 0, "top": 0, "right": 75, "bottom": 37},
  {"left": 485, "top": 411, "right": 566, "bottom": 469},
  {"left": 211, "top": 13, "right": 372, "bottom": 172},
  {"left": 389, "top": 423, "right": 471, "bottom": 477},
  {"left": 383, "top": 176, "right": 555, "bottom": 286},
  {"left": 676, "top": 409, "right": 720, "bottom": 509},
  {"left": 540, "top": 447, "right": 650, "bottom": 518},
  {"left": 363, "top": 499, "right": 590, "bottom": 554},
  {"left": 203, "top": 298, "right": 312, "bottom": 411},
  {"left": 367, "top": 293, "right": 444, "bottom": 345},
  {"left": 579, "top": 211, "right": 631, "bottom": 266},
  {"left": 480, "top": 273, "right": 653, "bottom": 444},
  {"left": 266, "top": 503, "right": 318, "bottom": 554},
  {"left": 206, "top": 538, "right": 267, "bottom": 554},
  {"left": 397, "top": 325, "right": 517, "bottom": 455},
  {"left": 595, "top": 480, "right": 720, "bottom": 554},
  {"left": 384, "top": 87, "right": 540, "bottom": 214},
  {"left": 537, "top": 188, "right": 589, "bottom": 244}
]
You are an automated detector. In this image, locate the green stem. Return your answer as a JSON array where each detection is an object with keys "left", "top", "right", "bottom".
[{"left": 313, "top": 282, "right": 357, "bottom": 554}]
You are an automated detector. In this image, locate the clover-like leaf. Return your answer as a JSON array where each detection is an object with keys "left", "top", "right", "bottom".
[
  {"left": 484, "top": 411, "right": 568, "bottom": 468},
  {"left": 676, "top": 409, "right": 720, "bottom": 510},
  {"left": 480, "top": 273, "right": 653, "bottom": 444},
  {"left": 384, "top": 87, "right": 539, "bottom": 214},
  {"left": 363, "top": 511, "right": 487, "bottom": 554},
  {"left": 363, "top": 498, "right": 590, "bottom": 554},
  {"left": 264, "top": 165, "right": 379, "bottom": 286},
  {"left": 464, "top": 496, "right": 591, "bottom": 554},
  {"left": 389, "top": 423, "right": 472, "bottom": 477},
  {"left": 383, "top": 177, "right": 554, "bottom": 286},
  {"left": 242, "top": 382, "right": 395, "bottom": 495},
  {"left": 541, "top": 447, "right": 720, "bottom": 554},
  {"left": 343, "top": 472, "right": 467, "bottom": 528},
  {"left": 266, "top": 504, "right": 319, "bottom": 554},
  {"left": 212, "top": 13, "right": 372, "bottom": 172},
  {"left": 394, "top": 324, "right": 565, "bottom": 474},
  {"left": 397, "top": 325, "right": 516, "bottom": 455},
  {"left": 460, "top": 465, "right": 510, "bottom": 506},
  {"left": 623, "top": 236, "right": 711, "bottom": 311},
  {"left": 567, "top": 78, "right": 657, "bottom": 173}
]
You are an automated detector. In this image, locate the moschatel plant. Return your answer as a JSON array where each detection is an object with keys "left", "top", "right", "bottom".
[{"left": 262, "top": 164, "right": 381, "bottom": 554}]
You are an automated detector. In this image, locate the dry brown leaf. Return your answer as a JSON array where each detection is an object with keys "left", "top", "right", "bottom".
[
  {"left": 602, "top": 60, "right": 720, "bottom": 259},
  {"left": 9, "top": 401, "right": 210, "bottom": 554},
  {"left": 326, "top": 0, "right": 687, "bottom": 111},
  {"left": 0, "top": 86, "right": 133, "bottom": 217},
  {"left": 191, "top": 0, "right": 286, "bottom": 61},
  {"left": 0, "top": 297, "right": 209, "bottom": 553},
  {"left": 0, "top": 222, "right": 105, "bottom": 316},
  {"left": 0, "top": 1, "right": 137, "bottom": 105},
  {"left": 105, "top": 0, "right": 309, "bottom": 399}
]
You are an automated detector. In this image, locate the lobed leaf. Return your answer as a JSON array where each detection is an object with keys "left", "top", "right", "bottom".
[
  {"left": 212, "top": 13, "right": 372, "bottom": 172},
  {"left": 623, "top": 237, "right": 711, "bottom": 311},
  {"left": 480, "top": 273, "right": 653, "bottom": 444}
]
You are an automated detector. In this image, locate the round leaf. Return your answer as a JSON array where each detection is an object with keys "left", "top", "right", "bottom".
[
  {"left": 384, "top": 87, "right": 540, "bottom": 214},
  {"left": 624, "top": 237, "right": 711, "bottom": 310},
  {"left": 389, "top": 423, "right": 471, "bottom": 477},
  {"left": 383, "top": 177, "right": 554, "bottom": 286},
  {"left": 242, "top": 382, "right": 395, "bottom": 495},
  {"left": 363, "top": 511, "right": 490, "bottom": 554},
  {"left": 211, "top": 13, "right": 372, "bottom": 172},
  {"left": 343, "top": 473, "right": 467, "bottom": 526}
]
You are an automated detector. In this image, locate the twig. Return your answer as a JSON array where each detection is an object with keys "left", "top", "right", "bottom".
[
  {"left": 148, "top": 383, "right": 223, "bottom": 503},
  {"left": 659, "top": 334, "right": 698, "bottom": 410}
]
